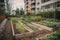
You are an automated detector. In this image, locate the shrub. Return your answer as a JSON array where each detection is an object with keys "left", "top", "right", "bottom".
[
  {"left": 30, "top": 16, "right": 42, "bottom": 22},
  {"left": 39, "top": 21, "right": 57, "bottom": 28},
  {"left": 41, "top": 31, "right": 60, "bottom": 40}
]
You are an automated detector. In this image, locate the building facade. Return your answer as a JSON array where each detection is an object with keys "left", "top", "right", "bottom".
[
  {"left": 24, "top": 0, "right": 60, "bottom": 14},
  {"left": 0, "top": 0, "right": 10, "bottom": 14}
]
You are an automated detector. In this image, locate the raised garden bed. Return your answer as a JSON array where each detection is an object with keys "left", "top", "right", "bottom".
[
  {"left": 11, "top": 18, "right": 28, "bottom": 34},
  {"left": 37, "top": 21, "right": 57, "bottom": 28},
  {"left": 21, "top": 20, "right": 39, "bottom": 31}
]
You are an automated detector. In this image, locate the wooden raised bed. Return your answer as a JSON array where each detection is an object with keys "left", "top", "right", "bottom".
[{"left": 0, "top": 15, "right": 6, "bottom": 23}]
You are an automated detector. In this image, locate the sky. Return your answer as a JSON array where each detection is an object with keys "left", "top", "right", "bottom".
[{"left": 11, "top": 0, "right": 24, "bottom": 10}]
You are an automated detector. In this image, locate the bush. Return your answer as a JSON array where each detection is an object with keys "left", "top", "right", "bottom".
[
  {"left": 41, "top": 31, "right": 60, "bottom": 40},
  {"left": 39, "top": 21, "right": 57, "bottom": 28},
  {"left": 30, "top": 16, "right": 42, "bottom": 22}
]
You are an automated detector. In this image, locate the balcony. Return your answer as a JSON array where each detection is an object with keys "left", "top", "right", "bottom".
[
  {"left": 31, "top": 8, "right": 35, "bottom": 11},
  {"left": 31, "top": 2, "right": 36, "bottom": 5},
  {"left": 32, "top": 1, "right": 35, "bottom": 3},
  {"left": 26, "top": 2, "right": 29, "bottom": 5}
]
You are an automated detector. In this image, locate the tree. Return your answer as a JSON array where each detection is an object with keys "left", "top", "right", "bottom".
[
  {"left": 15, "top": 8, "right": 20, "bottom": 16},
  {"left": 0, "top": 5, "right": 6, "bottom": 15},
  {"left": 20, "top": 8, "right": 24, "bottom": 16}
]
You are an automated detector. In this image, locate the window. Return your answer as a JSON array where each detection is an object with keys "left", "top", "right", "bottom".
[
  {"left": 26, "top": 6, "right": 28, "bottom": 8},
  {"left": 32, "top": 2, "right": 35, "bottom": 5},
  {"left": 37, "top": 8, "right": 39, "bottom": 10},
  {"left": 26, "top": 2, "right": 28, "bottom": 4},
  {"left": 56, "top": 1, "right": 60, "bottom": 7},
  {"left": 45, "top": 5, "right": 50, "bottom": 9},
  {"left": 32, "top": 8, "right": 35, "bottom": 10},
  {"left": 41, "top": 0, "right": 50, "bottom": 3},
  {"left": 26, "top": 0, "right": 28, "bottom": 1},
  {"left": 37, "top": 2, "right": 40, "bottom": 5},
  {"left": 0, "top": 0, "right": 4, "bottom": 2}
]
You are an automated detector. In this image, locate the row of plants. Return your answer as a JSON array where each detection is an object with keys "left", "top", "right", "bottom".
[
  {"left": 11, "top": 18, "right": 27, "bottom": 34},
  {"left": 46, "top": 18, "right": 60, "bottom": 22},
  {"left": 38, "top": 21, "right": 57, "bottom": 28},
  {"left": 21, "top": 16, "right": 60, "bottom": 30},
  {"left": 38, "top": 21, "right": 60, "bottom": 31},
  {"left": 40, "top": 31, "right": 60, "bottom": 40},
  {"left": 21, "top": 16, "right": 45, "bottom": 22},
  {"left": 16, "top": 23, "right": 27, "bottom": 34},
  {"left": 21, "top": 20, "right": 39, "bottom": 31},
  {"left": 21, "top": 17, "right": 31, "bottom": 23}
]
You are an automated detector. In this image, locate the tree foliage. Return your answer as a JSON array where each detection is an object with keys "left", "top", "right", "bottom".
[
  {"left": 0, "top": 5, "right": 6, "bottom": 15},
  {"left": 20, "top": 8, "right": 24, "bottom": 15},
  {"left": 15, "top": 8, "right": 20, "bottom": 16},
  {"left": 15, "top": 8, "right": 24, "bottom": 16}
]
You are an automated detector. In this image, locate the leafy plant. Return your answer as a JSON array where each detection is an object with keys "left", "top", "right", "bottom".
[
  {"left": 11, "top": 18, "right": 18, "bottom": 23},
  {"left": 41, "top": 31, "right": 60, "bottom": 40},
  {"left": 39, "top": 21, "right": 57, "bottom": 28}
]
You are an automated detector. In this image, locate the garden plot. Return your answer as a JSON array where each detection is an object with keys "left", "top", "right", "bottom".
[
  {"left": 21, "top": 20, "right": 39, "bottom": 31},
  {"left": 37, "top": 21, "right": 57, "bottom": 28},
  {"left": 11, "top": 18, "right": 28, "bottom": 34}
]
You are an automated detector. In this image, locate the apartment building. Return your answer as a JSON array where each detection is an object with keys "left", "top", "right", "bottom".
[
  {"left": 24, "top": 0, "right": 41, "bottom": 14},
  {"left": 41, "top": 0, "right": 60, "bottom": 11},
  {"left": 24, "top": 0, "right": 60, "bottom": 14},
  {"left": 24, "top": 0, "right": 36, "bottom": 12}
]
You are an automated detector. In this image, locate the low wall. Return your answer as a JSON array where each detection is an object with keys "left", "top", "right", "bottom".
[
  {"left": 0, "top": 15, "right": 6, "bottom": 23},
  {"left": 0, "top": 19, "right": 7, "bottom": 39}
]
